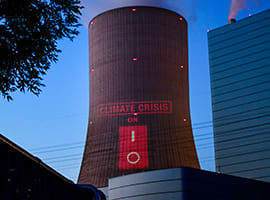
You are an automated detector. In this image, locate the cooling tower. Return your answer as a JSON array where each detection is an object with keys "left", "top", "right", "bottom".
[{"left": 78, "top": 6, "right": 200, "bottom": 187}]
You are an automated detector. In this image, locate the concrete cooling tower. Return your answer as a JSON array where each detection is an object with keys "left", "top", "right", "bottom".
[{"left": 78, "top": 6, "right": 200, "bottom": 188}]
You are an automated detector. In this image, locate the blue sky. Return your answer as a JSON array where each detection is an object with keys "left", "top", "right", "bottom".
[{"left": 1, "top": 0, "right": 270, "bottom": 182}]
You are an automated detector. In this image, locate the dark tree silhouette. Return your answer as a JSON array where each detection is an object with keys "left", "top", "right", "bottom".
[{"left": 0, "top": 0, "right": 83, "bottom": 101}]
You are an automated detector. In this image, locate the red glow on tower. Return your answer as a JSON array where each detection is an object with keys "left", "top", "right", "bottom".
[{"left": 78, "top": 7, "right": 200, "bottom": 187}]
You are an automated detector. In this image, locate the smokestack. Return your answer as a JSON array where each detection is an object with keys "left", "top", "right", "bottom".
[
  {"left": 229, "top": 18, "right": 237, "bottom": 24},
  {"left": 228, "top": 0, "right": 258, "bottom": 23},
  {"left": 78, "top": 6, "right": 200, "bottom": 188},
  {"left": 228, "top": 0, "right": 245, "bottom": 22}
]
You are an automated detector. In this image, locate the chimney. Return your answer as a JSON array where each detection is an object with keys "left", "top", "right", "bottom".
[{"left": 229, "top": 18, "right": 237, "bottom": 24}]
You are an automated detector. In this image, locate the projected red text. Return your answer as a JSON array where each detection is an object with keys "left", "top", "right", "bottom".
[{"left": 97, "top": 100, "right": 172, "bottom": 116}]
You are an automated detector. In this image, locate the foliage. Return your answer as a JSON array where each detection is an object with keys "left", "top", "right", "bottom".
[{"left": 0, "top": 0, "right": 83, "bottom": 100}]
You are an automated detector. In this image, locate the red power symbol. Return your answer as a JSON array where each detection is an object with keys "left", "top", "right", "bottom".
[{"left": 118, "top": 126, "right": 148, "bottom": 169}]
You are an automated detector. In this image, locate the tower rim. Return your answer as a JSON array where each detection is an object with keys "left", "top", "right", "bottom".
[{"left": 88, "top": 5, "right": 187, "bottom": 28}]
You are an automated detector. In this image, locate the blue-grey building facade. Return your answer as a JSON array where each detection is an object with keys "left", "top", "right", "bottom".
[
  {"left": 208, "top": 9, "right": 270, "bottom": 183},
  {"left": 108, "top": 167, "right": 270, "bottom": 200}
]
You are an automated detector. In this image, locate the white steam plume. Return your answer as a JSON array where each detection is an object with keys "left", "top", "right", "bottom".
[
  {"left": 81, "top": 0, "right": 197, "bottom": 26},
  {"left": 229, "top": 0, "right": 259, "bottom": 22}
]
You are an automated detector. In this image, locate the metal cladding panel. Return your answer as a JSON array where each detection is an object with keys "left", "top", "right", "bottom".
[
  {"left": 208, "top": 9, "right": 270, "bottom": 182},
  {"left": 108, "top": 168, "right": 270, "bottom": 200},
  {"left": 78, "top": 6, "right": 200, "bottom": 187}
]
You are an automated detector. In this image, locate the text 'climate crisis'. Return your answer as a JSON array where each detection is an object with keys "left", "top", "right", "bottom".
[{"left": 97, "top": 100, "right": 172, "bottom": 116}]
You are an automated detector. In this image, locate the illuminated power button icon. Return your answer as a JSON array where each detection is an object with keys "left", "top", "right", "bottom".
[
  {"left": 127, "top": 130, "right": 140, "bottom": 164},
  {"left": 127, "top": 152, "right": 140, "bottom": 164},
  {"left": 131, "top": 130, "right": 135, "bottom": 142},
  {"left": 119, "top": 125, "right": 148, "bottom": 169}
]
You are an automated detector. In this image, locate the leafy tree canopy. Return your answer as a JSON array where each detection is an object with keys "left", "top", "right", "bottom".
[{"left": 0, "top": 0, "right": 83, "bottom": 101}]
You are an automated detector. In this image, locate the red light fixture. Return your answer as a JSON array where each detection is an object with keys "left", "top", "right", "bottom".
[
  {"left": 249, "top": 14, "right": 252, "bottom": 16},
  {"left": 132, "top": 57, "right": 138, "bottom": 61},
  {"left": 90, "top": 68, "right": 94, "bottom": 72},
  {"left": 133, "top": 113, "right": 138, "bottom": 116},
  {"left": 90, "top": 21, "right": 94, "bottom": 25},
  {"left": 132, "top": 8, "right": 136, "bottom": 12},
  {"left": 183, "top": 118, "right": 187, "bottom": 122},
  {"left": 179, "top": 17, "right": 183, "bottom": 21},
  {"left": 180, "top": 65, "right": 184, "bottom": 69},
  {"left": 89, "top": 121, "right": 93, "bottom": 125}
]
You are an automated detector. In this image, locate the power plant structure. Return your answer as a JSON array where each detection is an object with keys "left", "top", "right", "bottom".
[
  {"left": 2, "top": 6, "right": 270, "bottom": 200},
  {"left": 208, "top": 9, "right": 270, "bottom": 183},
  {"left": 78, "top": 6, "right": 200, "bottom": 188}
]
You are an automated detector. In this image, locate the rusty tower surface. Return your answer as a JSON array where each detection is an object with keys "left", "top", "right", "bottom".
[{"left": 78, "top": 6, "right": 200, "bottom": 187}]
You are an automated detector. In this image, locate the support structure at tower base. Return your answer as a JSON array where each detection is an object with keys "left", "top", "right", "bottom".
[{"left": 101, "top": 167, "right": 270, "bottom": 200}]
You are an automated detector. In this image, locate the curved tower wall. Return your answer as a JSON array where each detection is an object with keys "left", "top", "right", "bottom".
[{"left": 78, "top": 6, "right": 200, "bottom": 187}]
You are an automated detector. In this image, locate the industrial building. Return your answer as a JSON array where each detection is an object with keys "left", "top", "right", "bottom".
[
  {"left": 208, "top": 9, "right": 270, "bottom": 182},
  {"left": 78, "top": 6, "right": 200, "bottom": 188},
  {"left": 2, "top": 6, "right": 270, "bottom": 200},
  {"left": 0, "top": 134, "right": 105, "bottom": 200},
  {"left": 2, "top": 132, "right": 270, "bottom": 200},
  {"left": 107, "top": 167, "right": 269, "bottom": 200}
]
